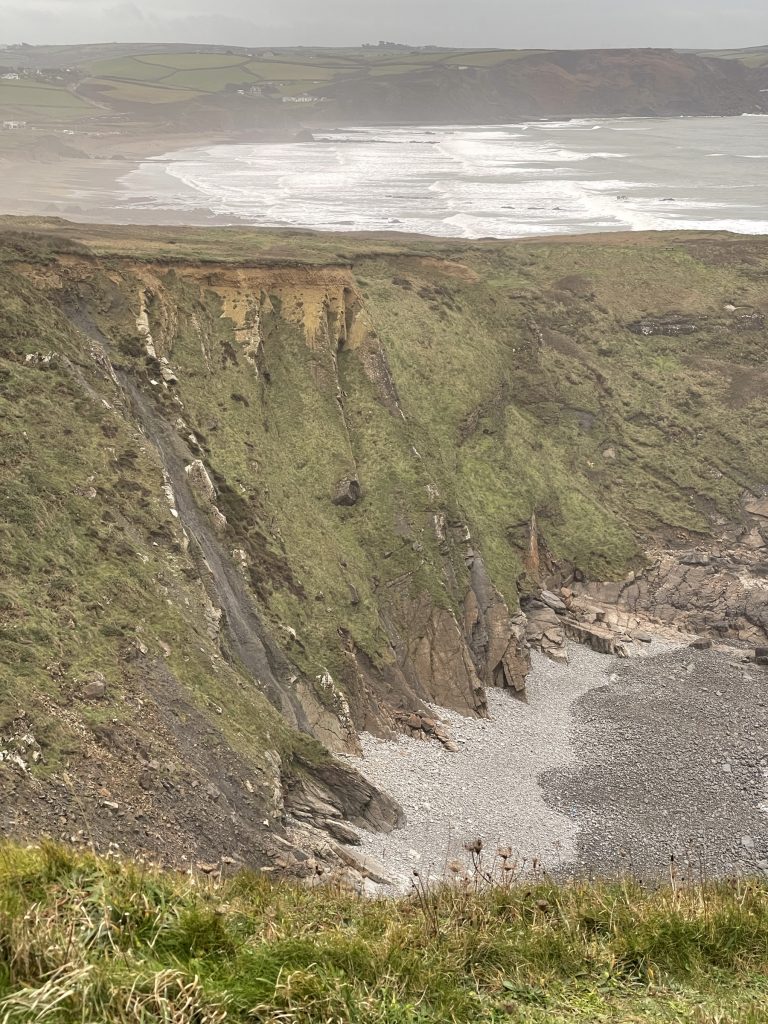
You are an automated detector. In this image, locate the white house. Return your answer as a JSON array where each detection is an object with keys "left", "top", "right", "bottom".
[{"left": 282, "top": 94, "right": 329, "bottom": 104}]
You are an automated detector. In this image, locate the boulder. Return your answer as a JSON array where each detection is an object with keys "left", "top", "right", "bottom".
[
  {"left": 755, "top": 647, "right": 768, "bottom": 666},
  {"left": 332, "top": 478, "right": 362, "bottom": 507},
  {"left": 540, "top": 589, "right": 567, "bottom": 613},
  {"left": 690, "top": 638, "right": 713, "bottom": 650},
  {"left": 80, "top": 674, "right": 107, "bottom": 700}
]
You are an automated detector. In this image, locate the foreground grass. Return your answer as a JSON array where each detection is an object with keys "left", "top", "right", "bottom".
[{"left": 0, "top": 845, "right": 767, "bottom": 1022}]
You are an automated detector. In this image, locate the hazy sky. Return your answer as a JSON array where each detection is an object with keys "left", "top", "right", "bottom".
[{"left": 2, "top": 0, "right": 767, "bottom": 50}]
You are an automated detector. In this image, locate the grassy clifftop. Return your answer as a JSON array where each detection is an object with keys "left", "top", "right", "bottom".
[
  {"left": 1, "top": 222, "right": 767, "bottom": 866},
  {"left": 0, "top": 843, "right": 767, "bottom": 1023}
]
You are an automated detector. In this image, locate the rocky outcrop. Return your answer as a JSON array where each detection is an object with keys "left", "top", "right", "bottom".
[
  {"left": 464, "top": 554, "right": 529, "bottom": 694},
  {"left": 398, "top": 596, "right": 487, "bottom": 716},
  {"left": 332, "top": 477, "right": 362, "bottom": 506},
  {"left": 569, "top": 497, "right": 768, "bottom": 646}
]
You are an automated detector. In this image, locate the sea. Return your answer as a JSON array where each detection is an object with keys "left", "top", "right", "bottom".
[{"left": 119, "top": 116, "right": 768, "bottom": 238}]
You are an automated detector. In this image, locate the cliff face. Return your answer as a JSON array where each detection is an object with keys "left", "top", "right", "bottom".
[
  {"left": 321, "top": 49, "right": 766, "bottom": 122},
  {"left": 1, "top": 224, "right": 767, "bottom": 872}
]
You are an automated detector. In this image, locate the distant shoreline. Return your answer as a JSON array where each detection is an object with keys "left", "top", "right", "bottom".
[{"left": 0, "top": 126, "right": 282, "bottom": 224}]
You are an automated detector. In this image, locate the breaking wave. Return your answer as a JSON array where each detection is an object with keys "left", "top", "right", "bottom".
[{"left": 120, "top": 117, "right": 768, "bottom": 239}]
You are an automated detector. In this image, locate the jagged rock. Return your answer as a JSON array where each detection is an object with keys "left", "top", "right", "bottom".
[
  {"left": 464, "top": 555, "right": 528, "bottom": 694},
  {"left": 184, "top": 459, "right": 217, "bottom": 504},
  {"left": 745, "top": 496, "right": 768, "bottom": 519},
  {"left": 573, "top": 535, "right": 768, "bottom": 646},
  {"left": 556, "top": 617, "right": 628, "bottom": 657},
  {"left": 734, "top": 311, "right": 765, "bottom": 331},
  {"left": 211, "top": 507, "right": 228, "bottom": 532},
  {"left": 755, "top": 648, "right": 768, "bottom": 666},
  {"left": 24, "top": 351, "right": 57, "bottom": 369},
  {"left": 681, "top": 552, "right": 711, "bottom": 567},
  {"left": 547, "top": 648, "right": 570, "bottom": 664},
  {"left": 400, "top": 595, "right": 488, "bottom": 714},
  {"left": 332, "top": 478, "right": 362, "bottom": 506},
  {"left": 292, "top": 754, "right": 403, "bottom": 833},
  {"left": 540, "top": 590, "right": 567, "bottom": 613},
  {"left": 324, "top": 819, "right": 362, "bottom": 845},
  {"left": 196, "top": 862, "right": 220, "bottom": 875},
  {"left": 332, "top": 845, "right": 393, "bottom": 886},
  {"left": 525, "top": 603, "right": 566, "bottom": 655}
]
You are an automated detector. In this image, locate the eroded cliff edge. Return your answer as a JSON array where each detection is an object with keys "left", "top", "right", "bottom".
[{"left": 1, "top": 223, "right": 767, "bottom": 875}]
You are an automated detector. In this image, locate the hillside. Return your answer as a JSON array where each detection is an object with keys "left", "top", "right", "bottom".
[
  {"left": 0, "top": 44, "right": 765, "bottom": 136},
  {"left": 1, "top": 220, "right": 767, "bottom": 875}
]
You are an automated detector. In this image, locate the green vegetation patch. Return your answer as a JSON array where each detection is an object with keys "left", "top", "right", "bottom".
[
  {"left": 1, "top": 844, "right": 767, "bottom": 1023},
  {"left": 0, "top": 82, "right": 95, "bottom": 121}
]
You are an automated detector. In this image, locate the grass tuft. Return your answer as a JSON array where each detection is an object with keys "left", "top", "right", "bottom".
[{"left": 0, "top": 844, "right": 767, "bottom": 1022}]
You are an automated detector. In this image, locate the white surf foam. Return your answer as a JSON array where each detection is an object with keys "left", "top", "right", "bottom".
[{"left": 119, "top": 117, "right": 768, "bottom": 238}]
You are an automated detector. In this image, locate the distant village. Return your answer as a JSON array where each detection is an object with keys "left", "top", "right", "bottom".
[{"left": 1, "top": 66, "right": 78, "bottom": 84}]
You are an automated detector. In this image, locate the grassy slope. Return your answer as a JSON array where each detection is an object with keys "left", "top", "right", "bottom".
[
  {"left": 2, "top": 224, "right": 768, "bottom": 745},
  {"left": 0, "top": 235, "right": 324, "bottom": 785},
  {"left": 0, "top": 843, "right": 767, "bottom": 1023}
]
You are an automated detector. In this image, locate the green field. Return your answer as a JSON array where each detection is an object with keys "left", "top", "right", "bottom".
[
  {"left": 85, "top": 52, "right": 347, "bottom": 102},
  {"left": 90, "top": 80, "right": 208, "bottom": 103},
  {"left": 80, "top": 47, "right": 546, "bottom": 105},
  {"left": 1, "top": 844, "right": 767, "bottom": 1024},
  {"left": 0, "top": 80, "right": 95, "bottom": 120}
]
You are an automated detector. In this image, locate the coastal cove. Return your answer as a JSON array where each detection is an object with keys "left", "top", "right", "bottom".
[{"left": 120, "top": 116, "right": 768, "bottom": 237}]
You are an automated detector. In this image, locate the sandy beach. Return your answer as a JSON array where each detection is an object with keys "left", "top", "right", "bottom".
[{"left": 0, "top": 126, "right": 288, "bottom": 225}]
